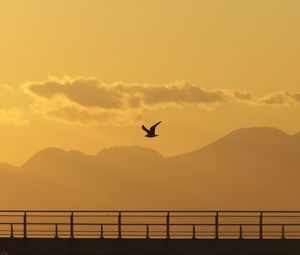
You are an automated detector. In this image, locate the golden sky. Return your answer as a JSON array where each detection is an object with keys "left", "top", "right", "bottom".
[{"left": 0, "top": 0, "right": 300, "bottom": 165}]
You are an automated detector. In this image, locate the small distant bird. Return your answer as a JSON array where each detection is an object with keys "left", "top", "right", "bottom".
[{"left": 142, "top": 121, "right": 161, "bottom": 138}]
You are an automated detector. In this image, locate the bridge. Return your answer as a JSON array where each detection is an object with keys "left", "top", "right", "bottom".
[{"left": 0, "top": 210, "right": 299, "bottom": 254}]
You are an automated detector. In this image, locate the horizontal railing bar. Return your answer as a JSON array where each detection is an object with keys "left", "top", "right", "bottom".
[
  {"left": 4, "top": 233, "right": 300, "bottom": 236},
  {"left": 3, "top": 215, "right": 300, "bottom": 219},
  {"left": 112, "top": 215, "right": 300, "bottom": 218},
  {"left": 25, "top": 215, "right": 73, "bottom": 218},
  {"left": 0, "top": 215, "right": 24, "bottom": 217},
  {"left": 2, "top": 214, "right": 300, "bottom": 218},
  {"left": 3, "top": 223, "right": 300, "bottom": 226},
  {"left": 2, "top": 236, "right": 300, "bottom": 239},
  {"left": 2, "top": 210, "right": 300, "bottom": 213},
  {"left": 5, "top": 230, "right": 300, "bottom": 234}
]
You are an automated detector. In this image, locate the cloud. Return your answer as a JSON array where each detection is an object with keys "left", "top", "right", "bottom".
[
  {"left": 0, "top": 84, "right": 14, "bottom": 94},
  {"left": 137, "top": 83, "right": 227, "bottom": 108},
  {"left": 226, "top": 90, "right": 258, "bottom": 104},
  {"left": 0, "top": 107, "right": 29, "bottom": 126},
  {"left": 260, "top": 91, "right": 300, "bottom": 106},
  {"left": 22, "top": 76, "right": 300, "bottom": 126},
  {"left": 23, "top": 77, "right": 233, "bottom": 125},
  {"left": 26, "top": 89, "right": 139, "bottom": 126},
  {"left": 46, "top": 106, "right": 116, "bottom": 126},
  {"left": 24, "top": 77, "right": 124, "bottom": 109},
  {"left": 24, "top": 78, "right": 229, "bottom": 110},
  {"left": 0, "top": 84, "right": 29, "bottom": 126}
]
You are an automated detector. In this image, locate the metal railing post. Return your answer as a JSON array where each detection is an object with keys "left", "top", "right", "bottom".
[
  {"left": 239, "top": 225, "right": 243, "bottom": 239},
  {"left": 282, "top": 225, "right": 285, "bottom": 239},
  {"left": 70, "top": 212, "right": 74, "bottom": 238},
  {"left": 10, "top": 224, "right": 14, "bottom": 238},
  {"left": 55, "top": 224, "right": 58, "bottom": 238},
  {"left": 23, "top": 212, "right": 27, "bottom": 238},
  {"left": 166, "top": 212, "right": 170, "bottom": 239},
  {"left": 118, "top": 212, "right": 122, "bottom": 239},
  {"left": 259, "top": 212, "right": 263, "bottom": 239},
  {"left": 215, "top": 212, "right": 219, "bottom": 239},
  {"left": 146, "top": 224, "right": 150, "bottom": 239},
  {"left": 193, "top": 224, "right": 196, "bottom": 239},
  {"left": 100, "top": 224, "right": 103, "bottom": 239}
]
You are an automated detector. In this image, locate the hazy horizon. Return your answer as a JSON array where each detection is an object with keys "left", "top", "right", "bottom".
[{"left": 0, "top": 126, "right": 300, "bottom": 210}]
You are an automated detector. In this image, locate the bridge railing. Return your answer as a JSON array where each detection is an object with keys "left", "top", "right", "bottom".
[{"left": 0, "top": 211, "right": 300, "bottom": 239}]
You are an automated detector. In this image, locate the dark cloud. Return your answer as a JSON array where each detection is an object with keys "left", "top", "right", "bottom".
[
  {"left": 140, "top": 83, "right": 226, "bottom": 106},
  {"left": 25, "top": 78, "right": 123, "bottom": 109},
  {"left": 22, "top": 77, "right": 300, "bottom": 125},
  {"left": 24, "top": 78, "right": 229, "bottom": 110}
]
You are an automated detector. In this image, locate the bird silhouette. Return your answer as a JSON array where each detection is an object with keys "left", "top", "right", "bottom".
[{"left": 142, "top": 121, "right": 161, "bottom": 138}]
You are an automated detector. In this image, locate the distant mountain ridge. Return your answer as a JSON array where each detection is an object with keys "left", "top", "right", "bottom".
[
  {"left": 0, "top": 127, "right": 300, "bottom": 210},
  {"left": 22, "top": 127, "right": 300, "bottom": 166}
]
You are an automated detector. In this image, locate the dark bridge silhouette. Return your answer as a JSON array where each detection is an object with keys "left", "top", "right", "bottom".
[{"left": 0, "top": 210, "right": 300, "bottom": 254}]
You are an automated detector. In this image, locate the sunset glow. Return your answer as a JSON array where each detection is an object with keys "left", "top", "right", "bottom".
[{"left": 0, "top": 0, "right": 299, "bottom": 166}]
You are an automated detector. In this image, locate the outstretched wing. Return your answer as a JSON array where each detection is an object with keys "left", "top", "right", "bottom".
[
  {"left": 142, "top": 125, "right": 150, "bottom": 133},
  {"left": 150, "top": 121, "right": 161, "bottom": 133}
]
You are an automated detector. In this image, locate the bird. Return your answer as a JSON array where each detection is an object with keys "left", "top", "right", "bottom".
[{"left": 142, "top": 121, "right": 161, "bottom": 138}]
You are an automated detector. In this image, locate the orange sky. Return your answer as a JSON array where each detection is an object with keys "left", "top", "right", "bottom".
[{"left": 0, "top": 0, "right": 300, "bottom": 165}]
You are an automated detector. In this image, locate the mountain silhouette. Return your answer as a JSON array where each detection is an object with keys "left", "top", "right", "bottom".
[
  {"left": 1, "top": 127, "right": 300, "bottom": 210},
  {"left": 172, "top": 127, "right": 299, "bottom": 168},
  {"left": 23, "top": 147, "right": 95, "bottom": 182}
]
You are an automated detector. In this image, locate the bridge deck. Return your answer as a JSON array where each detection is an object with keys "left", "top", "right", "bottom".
[{"left": 0, "top": 238, "right": 299, "bottom": 255}]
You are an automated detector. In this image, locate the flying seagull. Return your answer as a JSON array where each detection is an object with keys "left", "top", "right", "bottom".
[{"left": 142, "top": 121, "right": 161, "bottom": 138}]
